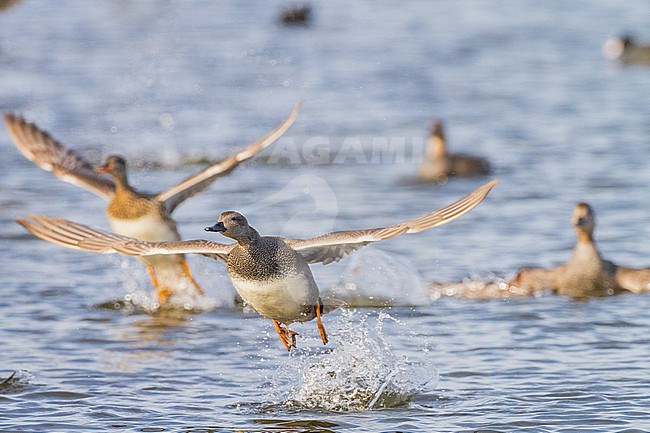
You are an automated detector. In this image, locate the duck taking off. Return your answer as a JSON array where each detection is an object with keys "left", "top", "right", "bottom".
[
  {"left": 5, "top": 98, "right": 302, "bottom": 303},
  {"left": 17, "top": 180, "right": 498, "bottom": 350}
]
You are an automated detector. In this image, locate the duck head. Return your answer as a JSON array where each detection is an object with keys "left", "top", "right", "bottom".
[
  {"left": 572, "top": 202, "right": 595, "bottom": 241},
  {"left": 96, "top": 155, "right": 129, "bottom": 184},
  {"left": 602, "top": 35, "right": 633, "bottom": 60},
  {"left": 427, "top": 120, "right": 447, "bottom": 159},
  {"left": 205, "top": 211, "right": 258, "bottom": 243},
  {"left": 430, "top": 120, "right": 445, "bottom": 140}
]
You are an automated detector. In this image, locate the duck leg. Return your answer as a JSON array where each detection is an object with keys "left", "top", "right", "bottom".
[
  {"left": 146, "top": 264, "right": 172, "bottom": 304},
  {"left": 273, "top": 320, "right": 298, "bottom": 351},
  {"left": 315, "top": 298, "right": 328, "bottom": 345},
  {"left": 181, "top": 259, "right": 204, "bottom": 295}
]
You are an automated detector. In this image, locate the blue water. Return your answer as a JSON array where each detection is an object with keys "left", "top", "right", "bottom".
[{"left": 1, "top": 1, "right": 649, "bottom": 431}]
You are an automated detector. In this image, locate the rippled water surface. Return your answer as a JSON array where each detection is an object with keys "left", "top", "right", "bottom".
[{"left": 1, "top": 1, "right": 650, "bottom": 431}]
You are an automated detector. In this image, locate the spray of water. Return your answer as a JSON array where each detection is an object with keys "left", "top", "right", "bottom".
[
  {"left": 427, "top": 274, "right": 544, "bottom": 300},
  {"left": 267, "top": 309, "right": 438, "bottom": 412},
  {"left": 327, "top": 248, "right": 430, "bottom": 307},
  {"left": 95, "top": 257, "right": 236, "bottom": 314}
]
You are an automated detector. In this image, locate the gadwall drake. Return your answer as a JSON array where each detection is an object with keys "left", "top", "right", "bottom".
[
  {"left": 417, "top": 120, "right": 490, "bottom": 182},
  {"left": 511, "top": 203, "right": 649, "bottom": 297},
  {"left": 17, "top": 180, "right": 498, "bottom": 350},
  {"left": 603, "top": 36, "right": 650, "bottom": 65},
  {"left": 5, "top": 99, "right": 302, "bottom": 303}
]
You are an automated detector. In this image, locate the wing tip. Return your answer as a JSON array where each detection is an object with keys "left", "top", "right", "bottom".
[
  {"left": 3, "top": 112, "right": 30, "bottom": 132},
  {"left": 484, "top": 178, "right": 499, "bottom": 191},
  {"left": 3, "top": 111, "right": 18, "bottom": 124}
]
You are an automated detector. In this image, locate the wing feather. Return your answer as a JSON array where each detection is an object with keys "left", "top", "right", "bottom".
[
  {"left": 16, "top": 215, "right": 233, "bottom": 262},
  {"left": 615, "top": 265, "right": 650, "bottom": 294},
  {"left": 4, "top": 114, "right": 115, "bottom": 199},
  {"left": 157, "top": 98, "right": 303, "bottom": 212},
  {"left": 285, "top": 180, "right": 498, "bottom": 264}
]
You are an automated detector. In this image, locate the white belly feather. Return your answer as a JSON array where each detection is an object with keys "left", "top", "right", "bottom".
[
  {"left": 108, "top": 214, "right": 183, "bottom": 270},
  {"left": 108, "top": 213, "right": 180, "bottom": 242},
  {"left": 231, "top": 273, "right": 320, "bottom": 323}
]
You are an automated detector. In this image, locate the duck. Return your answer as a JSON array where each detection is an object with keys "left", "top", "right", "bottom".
[
  {"left": 510, "top": 202, "right": 650, "bottom": 297},
  {"left": 280, "top": 4, "right": 311, "bottom": 26},
  {"left": 5, "top": 99, "right": 302, "bottom": 304},
  {"left": 417, "top": 120, "right": 490, "bottom": 183},
  {"left": 0, "top": 0, "right": 21, "bottom": 13},
  {"left": 17, "top": 180, "right": 498, "bottom": 350},
  {"left": 602, "top": 35, "right": 650, "bottom": 65}
]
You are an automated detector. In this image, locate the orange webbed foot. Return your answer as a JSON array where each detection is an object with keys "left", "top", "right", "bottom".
[
  {"left": 273, "top": 320, "right": 299, "bottom": 351},
  {"left": 157, "top": 286, "right": 172, "bottom": 304}
]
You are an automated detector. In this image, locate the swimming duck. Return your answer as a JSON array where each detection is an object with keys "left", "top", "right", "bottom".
[
  {"left": 280, "top": 5, "right": 311, "bottom": 26},
  {"left": 5, "top": 99, "right": 302, "bottom": 303},
  {"left": 603, "top": 35, "right": 650, "bottom": 65},
  {"left": 417, "top": 120, "right": 490, "bottom": 182},
  {"left": 511, "top": 202, "right": 650, "bottom": 297},
  {"left": 17, "top": 180, "right": 498, "bottom": 350},
  {"left": 0, "top": 0, "right": 21, "bottom": 12}
]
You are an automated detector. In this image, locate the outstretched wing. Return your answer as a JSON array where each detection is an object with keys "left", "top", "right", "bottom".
[
  {"left": 285, "top": 180, "right": 498, "bottom": 265},
  {"left": 615, "top": 265, "right": 650, "bottom": 294},
  {"left": 16, "top": 215, "right": 233, "bottom": 262},
  {"left": 4, "top": 114, "right": 115, "bottom": 199},
  {"left": 157, "top": 97, "right": 303, "bottom": 213}
]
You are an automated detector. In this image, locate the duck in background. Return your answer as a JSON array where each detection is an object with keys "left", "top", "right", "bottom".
[
  {"left": 603, "top": 35, "right": 650, "bottom": 65},
  {"left": 279, "top": 4, "right": 311, "bottom": 26},
  {"left": 510, "top": 202, "right": 650, "bottom": 297},
  {"left": 4, "top": 99, "right": 302, "bottom": 304},
  {"left": 0, "top": 0, "right": 20, "bottom": 13},
  {"left": 417, "top": 120, "right": 490, "bottom": 183}
]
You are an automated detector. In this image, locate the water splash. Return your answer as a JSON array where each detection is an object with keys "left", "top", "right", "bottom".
[
  {"left": 268, "top": 310, "right": 438, "bottom": 412},
  {"left": 96, "top": 257, "right": 236, "bottom": 314},
  {"left": 326, "top": 248, "right": 430, "bottom": 307},
  {"left": 427, "top": 274, "right": 547, "bottom": 300},
  {"left": 95, "top": 289, "right": 225, "bottom": 315}
]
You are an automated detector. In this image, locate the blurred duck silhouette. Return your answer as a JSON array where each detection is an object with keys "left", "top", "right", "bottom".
[
  {"left": 280, "top": 4, "right": 311, "bottom": 26},
  {"left": 603, "top": 35, "right": 650, "bottom": 65},
  {"left": 0, "top": 0, "right": 20, "bottom": 12},
  {"left": 4, "top": 99, "right": 302, "bottom": 304},
  {"left": 417, "top": 120, "right": 490, "bottom": 183},
  {"left": 511, "top": 203, "right": 650, "bottom": 297}
]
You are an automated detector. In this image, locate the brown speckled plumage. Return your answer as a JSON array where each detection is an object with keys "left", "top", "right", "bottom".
[{"left": 106, "top": 187, "right": 160, "bottom": 220}]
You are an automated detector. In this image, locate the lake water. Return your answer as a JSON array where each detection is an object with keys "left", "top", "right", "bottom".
[{"left": 1, "top": 1, "right": 649, "bottom": 431}]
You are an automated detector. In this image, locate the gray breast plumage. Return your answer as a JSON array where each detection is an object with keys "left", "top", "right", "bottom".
[{"left": 227, "top": 237, "right": 304, "bottom": 281}]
